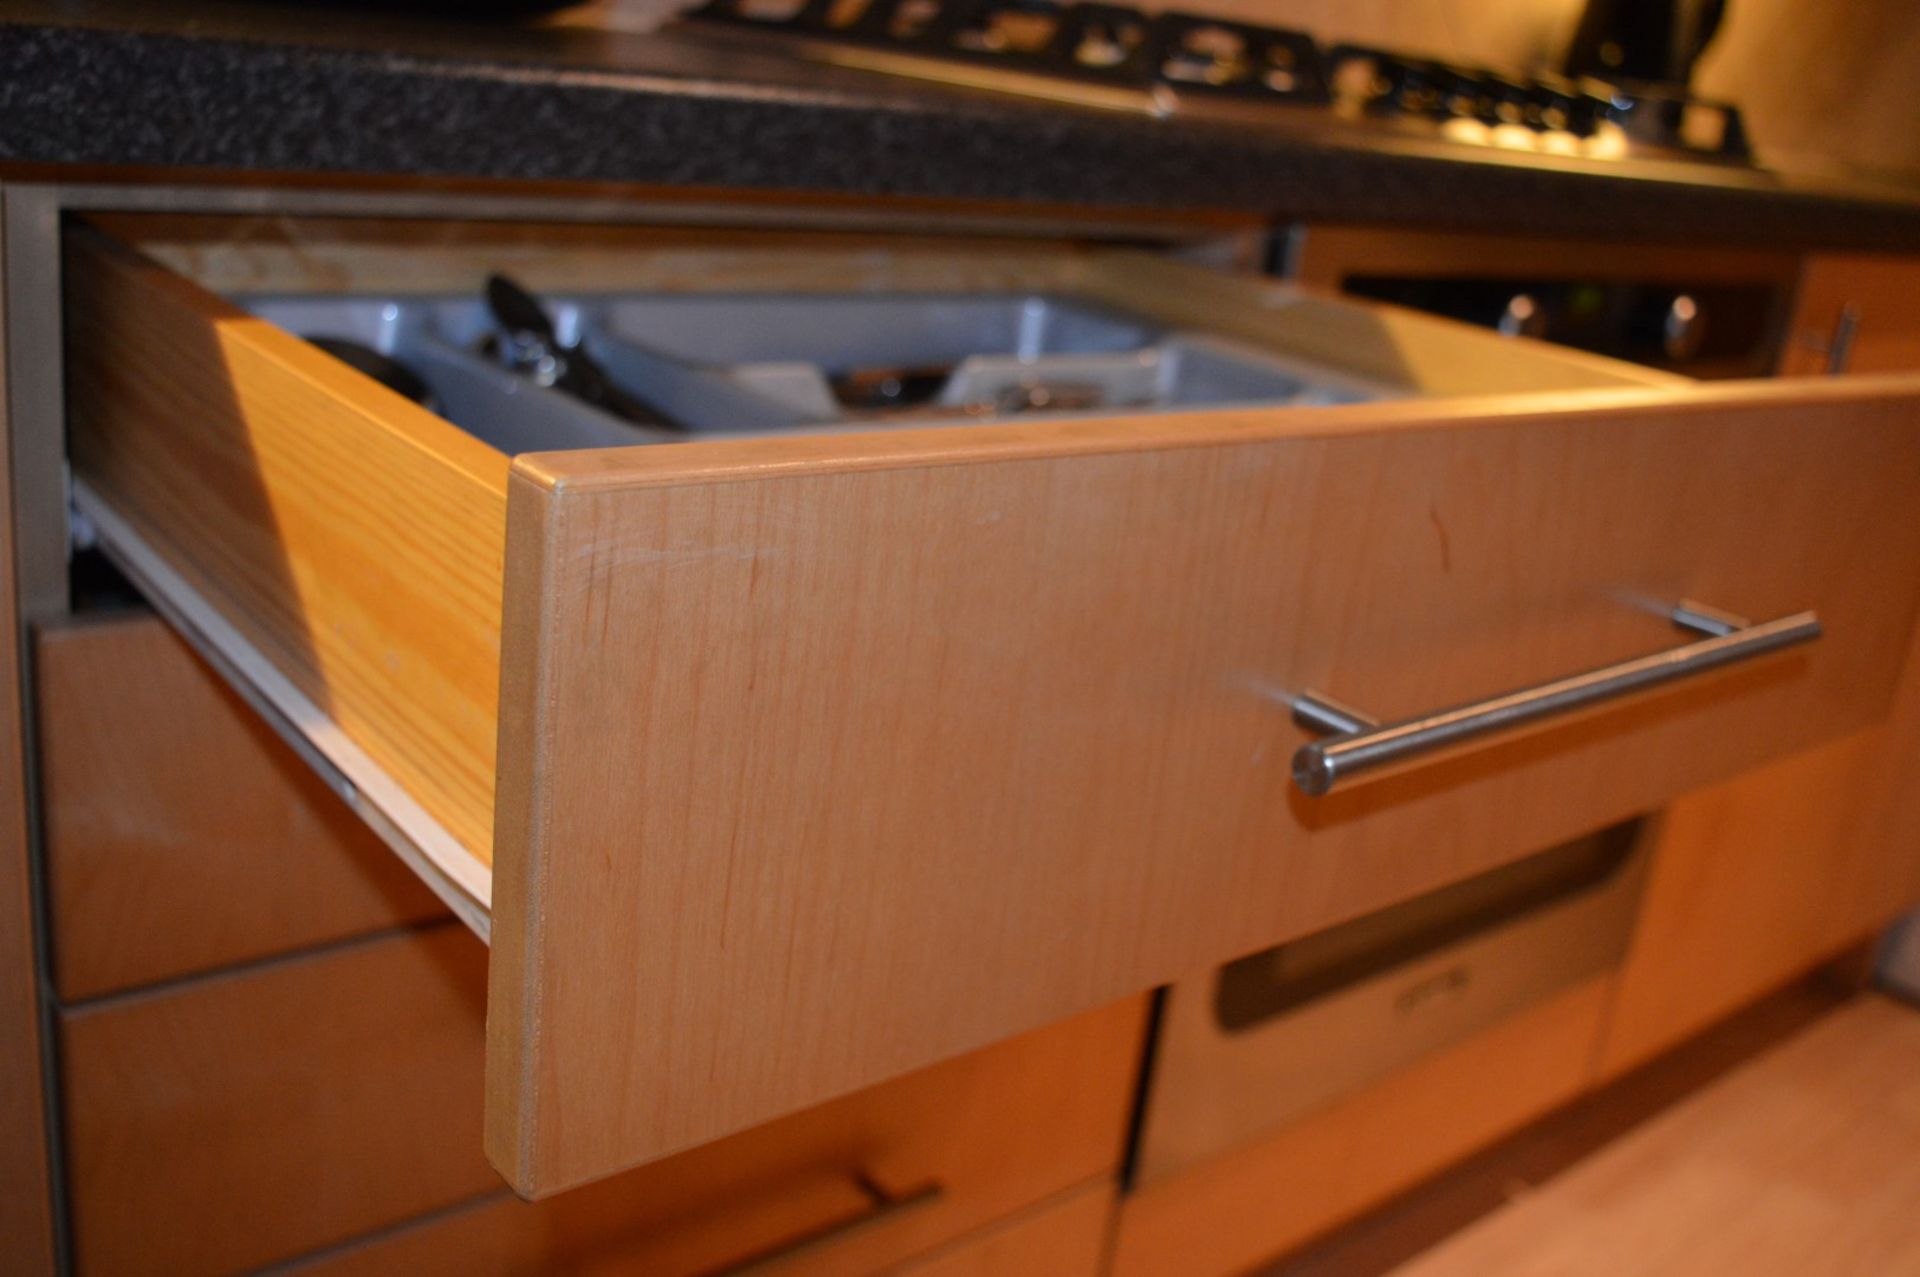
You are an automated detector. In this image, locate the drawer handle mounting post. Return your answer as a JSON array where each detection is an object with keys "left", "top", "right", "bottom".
[{"left": 1289, "top": 601, "right": 1821, "bottom": 798}]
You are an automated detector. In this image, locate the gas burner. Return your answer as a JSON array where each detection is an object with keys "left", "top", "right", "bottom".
[
  {"left": 1325, "top": 45, "right": 1747, "bottom": 160},
  {"left": 1602, "top": 80, "right": 1749, "bottom": 158},
  {"left": 694, "top": 0, "right": 1327, "bottom": 102},
  {"left": 687, "top": 0, "right": 1752, "bottom": 165},
  {"left": 1326, "top": 48, "right": 1606, "bottom": 138}
]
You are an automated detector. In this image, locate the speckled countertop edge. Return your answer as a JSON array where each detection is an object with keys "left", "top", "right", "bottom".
[{"left": 4, "top": 16, "right": 1920, "bottom": 250}]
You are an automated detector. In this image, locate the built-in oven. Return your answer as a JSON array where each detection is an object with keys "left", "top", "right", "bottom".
[
  {"left": 1284, "top": 225, "right": 1802, "bottom": 379},
  {"left": 1132, "top": 819, "right": 1651, "bottom": 1186}
]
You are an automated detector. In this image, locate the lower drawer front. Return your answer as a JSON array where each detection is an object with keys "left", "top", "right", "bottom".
[
  {"left": 67, "top": 227, "right": 1920, "bottom": 1195},
  {"left": 302, "top": 1182, "right": 1118, "bottom": 1277},
  {"left": 891, "top": 1184, "right": 1115, "bottom": 1277},
  {"left": 1111, "top": 978, "right": 1609, "bottom": 1277},
  {"left": 489, "top": 382, "right": 1920, "bottom": 1193},
  {"left": 38, "top": 613, "right": 447, "bottom": 1000},
  {"left": 59, "top": 915, "right": 1145, "bottom": 1276},
  {"left": 61, "top": 925, "right": 496, "bottom": 1275}
]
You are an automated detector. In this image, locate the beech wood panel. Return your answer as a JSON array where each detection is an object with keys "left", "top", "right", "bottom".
[
  {"left": 1393, "top": 996, "right": 1920, "bottom": 1277},
  {"left": 1594, "top": 730, "right": 1899, "bottom": 1079},
  {"left": 1110, "top": 978, "right": 1609, "bottom": 1277},
  {"left": 101, "top": 214, "right": 1102, "bottom": 301},
  {"left": 39, "top": 613, "right": 447, "bottom": 1000},
  {"left": 283, "top": 1001, "right": 1142, "bottom": 1277},
  {"left": 60, "top": 924, "right": 499, "bottom": 1276},
  {"left": 492, "top": 378, "right": 1920, "bottom": 1194},
  {"left": 64, "top": 217, "right": 1671, "bottom": 880},
  {"left": 98, "top": 214, "right": 1676, "bottom": 399},
  {"left": 1779, "top": 253, "right": 1920, "bottom": 377},
  {"left": 64, "top": 227, "right": 512, "bottom": 862},
  {"left": 1819, "top": 649, "right": 1920, "bottom": 959},
  {"left": 1600, "top": 252, "right": 1920, "bottom": 1078},
  {"left": 1076, "top": 254, "right": 1682, "bottom": 396},
  {"left": 0, "top": 187, "right": 57, "bottom": 1272}
]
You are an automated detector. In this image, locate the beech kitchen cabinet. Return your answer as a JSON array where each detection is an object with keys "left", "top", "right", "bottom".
[
  {"left": 6, "top": 172, "right": 1920, "bottom": 1277},
  {"left": 1597, "top": 252, "right": 1920, "bottom": 1078},
  {"left": 56, "top": 208, "right": 1920, "bottom": 1200}
]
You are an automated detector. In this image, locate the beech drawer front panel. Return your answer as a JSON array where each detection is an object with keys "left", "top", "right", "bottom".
[
  {"left": 39, "top": 614, "right": 447, "bottom": 1000},
  {"left": 60, "top": 925, "right": 496, "bottom": 1276},
  {"left": 495, "top": 385, "right": 1920, "bottom": 1192},
  {"left": 63, "top": 227, "right": 1920, "bottom": 1198},
  {"left": 264, "top": 1003, "right": 1142, "bottom": 1277}
]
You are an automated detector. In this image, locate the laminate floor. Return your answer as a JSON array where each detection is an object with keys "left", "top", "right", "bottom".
[{"left": 1388, "top": 994, "right": 1920, "bottom": 1277}]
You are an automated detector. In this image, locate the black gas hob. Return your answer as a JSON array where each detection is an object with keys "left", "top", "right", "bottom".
[{"left": 686, "top": 0, "right": 1752, "bottom": 168}]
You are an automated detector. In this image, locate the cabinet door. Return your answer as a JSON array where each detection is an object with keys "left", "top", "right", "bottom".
[{"left": 1601, "top": 253, "right": 1920, "bottom": 1076}]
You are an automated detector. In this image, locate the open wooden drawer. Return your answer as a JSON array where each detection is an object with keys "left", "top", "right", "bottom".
[{"left": 63, "top": 215, "right": 1920, "bottom": 1198}]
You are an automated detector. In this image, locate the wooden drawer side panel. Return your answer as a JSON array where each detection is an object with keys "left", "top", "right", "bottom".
[{"left": 64, "top": 229, "right": 512, "bottom": 863}]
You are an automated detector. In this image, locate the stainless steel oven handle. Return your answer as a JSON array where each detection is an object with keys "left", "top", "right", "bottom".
[{"left": 1289, "top": 603, "right": 1821, "bottom": 798}]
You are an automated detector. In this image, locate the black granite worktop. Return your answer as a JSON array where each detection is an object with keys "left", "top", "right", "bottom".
[{"left": 6, "top": 2, "right": 1920, "bottom": 251}]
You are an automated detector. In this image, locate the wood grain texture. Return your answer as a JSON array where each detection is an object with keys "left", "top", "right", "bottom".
[
  {"left": 64, "top": 227, "right": 512, "bottom": 862},
  {"left": 67, "top": 216, "right": 1680, "bottom": 879},
  {"left": 64, "top": 218, "right": 1653, "bottom": 887},
  {"left": 106, "top": 212, "right": 1677, "bottom": 399},
  {"left": 1594, "top": 732, "right": 1895, "bottom": 1079},
  {"left": 0, "top": 185, "right": 57, "bottom": 1273},
  {"left": 68, "top": 218, "right": 1920, "bottom": 1196},
  {"left": 491, "top": 377, "right": 1920, "bottom": 1194},
  {"left": 286, "top": 999, "right": 1143, "bottom": 1277},
  {"left": 1392, "top": 996, "right": 1920, "bottom": 1277},
  {"left": 1600, "top": 251, "right": 1920, "bottom": 1077},
  {"left": 1110, "top": 978, "right": 1609, "bottom": 1277},
  {"left": 102, "top": 214, "right": 1101, "bottom": 300},
  {"left": 1267, "top": 976, "right": 1849, "bottom": 1277},
  {"left": 1077, "top": 254, "right": 1684, "bottom": 395},
  {"left": 60, "top": 924, "right": 500, "bottom": 1276},
  {"left": 38, "top": 613, "right": 448, "bottom": 1000}
]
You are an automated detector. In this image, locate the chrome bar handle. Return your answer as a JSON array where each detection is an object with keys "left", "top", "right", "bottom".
[
  {"left": 1828, "top": 302, "right": 1862, "bottom": 375},
  {"left": 1801, "top": 302, "right": 1861, "bottom": 375},
  {"left": 1289, "top": 603, "right": 1821, "bottom": 798}
]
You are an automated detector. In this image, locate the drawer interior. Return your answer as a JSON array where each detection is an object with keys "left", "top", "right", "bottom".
[
  {"left": 68, "top": 211, "right": 1678, "bottom": 899},
  {"left": 241, "top": 289, "right": 1391, "bottom": 448}
]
